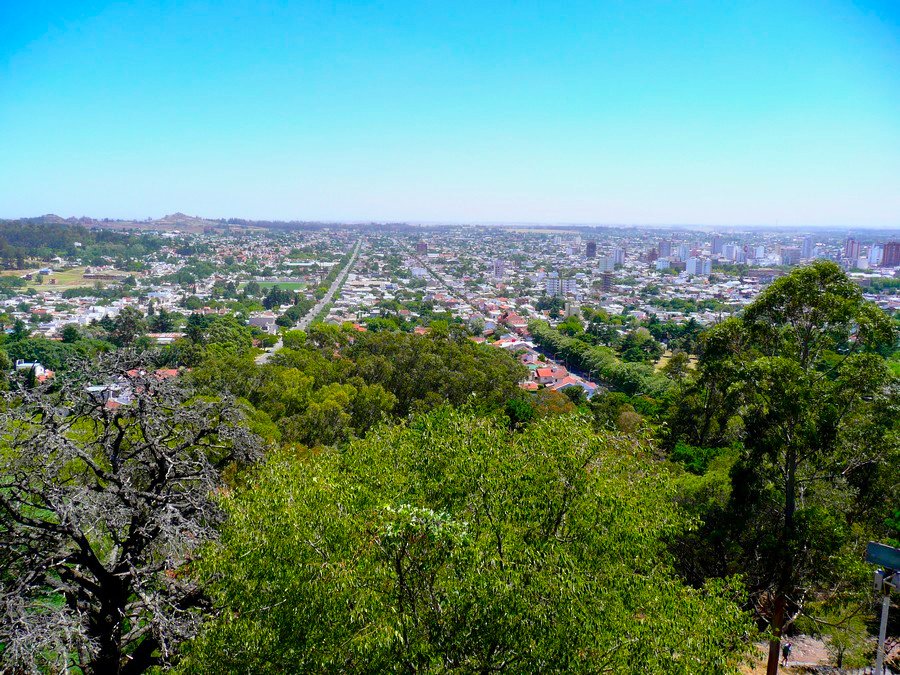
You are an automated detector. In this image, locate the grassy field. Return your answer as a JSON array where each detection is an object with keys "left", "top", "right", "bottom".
[
  {"left": 255, "top": 281, "right": 306, "bottom": 291},
  {"left": 654, "top": 349, "right": 699, "bottom": 371},
  {"left": 1, "top": 267, "right": 90, "bottom": 289}
]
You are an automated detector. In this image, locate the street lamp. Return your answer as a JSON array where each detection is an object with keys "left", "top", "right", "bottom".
[{"left": 867, "top": 541, "right": 899, "bottom": 675}]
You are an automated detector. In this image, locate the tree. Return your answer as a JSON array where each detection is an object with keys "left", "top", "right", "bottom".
[
  {"left": 0, "top": 354, "right": 262, "bottom": 673},
  {"left": 262, "top": 285, "right": 295, "bottom": 310},
  {"left": 243, "top": 280, "right": 261, "bottom": 297},
  {"left": 109, "top": 306, "right": 146, "bottom": 347},
  {"left": 740, "top": 262, "right": 896, "bottom": 674},
  {"left": 61, "top": 323, "right": 81, "bottom": 343},
  {"left": 11, "top": 318, "right": 29, "bottom": 340},
  {"left": 181, "top": 410, "right": 754, "bottom": 672},
  {"left": 202, "top": 315, "right": 254, "bottom": 357},
  {"left": 148, "top": 307, "right": 176, "bottom": 333},
  {"left": 344, "top": 329, "right": 526, "bottom": 415},
  {"left": 557, "top": 314, "right": 584, "bottom": 336},
  {"left": 561, "top": 384, "right": 588, "bottom": 406},
  {"left": 0, "top": 348, "right": 10, "bottom": 389},
  {"left": 673, "top": 262, "right": 898, "bottom": 674},
  {"left": 281, "top": 329, "right": 307, "bottom": 350},
  {"left": 662, "top": 350, "right": 691, "bottom": 381},
  {"left": 366, "top": 317, "right": 400, "bottom": 333}
]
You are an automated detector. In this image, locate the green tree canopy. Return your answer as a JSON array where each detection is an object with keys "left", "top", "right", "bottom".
[
  {"left": 668, "top": 261, "right": 899, "bottom": 674},
  {"left": 181, "top": 410, "right": 754, "bottom": 673}
]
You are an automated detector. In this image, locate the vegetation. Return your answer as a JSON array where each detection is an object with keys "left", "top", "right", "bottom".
[
  {"left": 180, "top": 409, "right": 755, "bottom": 673},
  {"left": 0, "top": 354, "right": 262, "bottom": 673},
  {"left": 0, "top": 220, "right": 165, "bottom": 269},
  {"left": 666, "top": 261, "right": 898, "bottom": 672},
  {"left": 0, "top": 259, "right": 896, "bottom": 673},
  {"left": 529, "top": 319, "right": 671, "bottom": 396}
]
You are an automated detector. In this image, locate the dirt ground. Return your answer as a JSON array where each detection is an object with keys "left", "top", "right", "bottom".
[
  {"left": 742, "top": 634, "right": 897, "bottom": 673},
  {"left": 743, "top": 636, "right": 830, "bottom": 672}
]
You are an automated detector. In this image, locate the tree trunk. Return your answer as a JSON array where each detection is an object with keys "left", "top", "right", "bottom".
[
  {"left": 767, "top": 444, "right": 797, "bottom": 675},
  {"left": 766, "top": 595, "right": 785, "bottom": 675},
  {"left": 87, "top": 593, "right": 125, "bottom": 674},
  {"left": 89, "top": 642, "right": 121, "bottom": 675}
]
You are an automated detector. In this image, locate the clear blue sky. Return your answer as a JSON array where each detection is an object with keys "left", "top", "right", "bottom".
[{"left": 2, "top": 1, "right": 898, "bottom": 226}]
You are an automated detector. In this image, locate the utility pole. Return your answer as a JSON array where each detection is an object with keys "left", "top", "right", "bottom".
[
  {"left": 867, "top": 542, "right": 899, "bottom": 675},
  {"left": 875, "top": 590, "right": 891, "bottom": 675}
]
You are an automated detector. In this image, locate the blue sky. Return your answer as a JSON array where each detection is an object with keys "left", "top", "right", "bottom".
[{"left": 1, "top": 1, "right": 899, "bottom": 226}]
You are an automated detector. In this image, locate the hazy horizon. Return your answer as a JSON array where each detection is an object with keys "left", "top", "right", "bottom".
[
  {"left": 2, "top": 1, "right": 899, "bottom": 227},
  {"left": 8, "top": 212, "right": 900, "bottom": 236}
]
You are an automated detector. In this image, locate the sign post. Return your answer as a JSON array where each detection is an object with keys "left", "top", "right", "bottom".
[{"left": 867, "top": 542, "right": 899, "bottom": 675}]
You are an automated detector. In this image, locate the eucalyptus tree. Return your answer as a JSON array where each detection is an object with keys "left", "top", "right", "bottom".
[
  {"left": 0, "top": 353, "right": 262, "bottom": 674},
  {"left": 674, "top": 261, "right": 898, "bottom": 674}
]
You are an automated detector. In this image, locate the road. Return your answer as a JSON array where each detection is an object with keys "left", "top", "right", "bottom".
[
  {"left": 255, "top": 238, "right": 362, "bottom": 364},
  {"left": 403, "top": 240, "right": 471, "bottom": 304},
  {"left": 404, "top": 239, "right": 608, "bottom": 391}
]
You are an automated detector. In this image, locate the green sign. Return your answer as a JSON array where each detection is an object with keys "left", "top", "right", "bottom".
[{"left": 867, "top": 542, "right": 900, "bottom": 570}]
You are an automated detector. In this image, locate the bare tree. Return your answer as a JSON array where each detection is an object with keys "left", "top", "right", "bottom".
[{"left": 0, "top": 352, "right": 263, "bottom": 673}]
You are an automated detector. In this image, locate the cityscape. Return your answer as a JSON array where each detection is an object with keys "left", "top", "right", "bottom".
[
  {"left": 2, "top": 0, "right": 899, "bottom": 673},
  {"left": 5, "top": 216, "right": 898, "bottom": 400}
]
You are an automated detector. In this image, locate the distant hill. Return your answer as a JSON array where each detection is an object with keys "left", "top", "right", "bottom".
[
  {"left": 153, "top": 212, "right": 219, "bottom": 230},
  {"left": 4, "top": 213, "right": 377, "bottom": 233},
  {"left": 11, "top": 212, "right": 222, "bottom": 234}
]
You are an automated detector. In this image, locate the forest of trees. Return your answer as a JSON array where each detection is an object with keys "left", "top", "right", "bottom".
[
  {"left": 0, "top": 220, "right": 165, "bottom": 268},
  {"left": 0, "top": 261, "right": 897, "bottom": 672}
]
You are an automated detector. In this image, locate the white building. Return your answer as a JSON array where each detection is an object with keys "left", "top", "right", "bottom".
[
  {"left": 14, "top": 360, "right": 49, "bottom": 378},
  {"left": 686, "top": 257, "right": 712, "bottom": 276},
  {"left": 868, "top": 245, "right": 883, "bottom": 266},
  {"left": 596, "top": 256, "right": 615, "bottom": 272},
  {"left": 545, "top": 272, "right": 577, "bottom": 296}
]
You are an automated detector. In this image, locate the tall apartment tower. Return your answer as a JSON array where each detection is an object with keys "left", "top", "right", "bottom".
[
  {"left": 493, "top": 259, "right": 506, "bottom": 279},
  {"left": 658, "top": 240, "right": 672, "bottom": 258},
  {"left": 882, "top": 241, "right": 900, "bottom": 267},
  {"left": 597, "top": 256, "right": 615, "bottom": 272},
  {"left": 545, "top": 272, "right": 560, "bottom": 296},
  {"left": 844, "top": 237, "right": 860, "bottom": 261},
  {"left": 613, "top": 247, "right": 626, "bottom": 265},
  {"left": 781, "top": 247, "right": 801, "bottom": 266},
  {"left": 711, "top": 235, "right": 723, "bottom": 255},
  {"left": 868, "top": 245, "right": 883, "bottom": 267},
  {"left": 801, "top": 236, "right": 814, "bottom": 259},
  {"left": 416, "top": 241, "right": 428, "bottom": 254},
  {"left": 601, "top": 271, "right": 613, "bottom": 292},
  {"left": 585, "top": 240, "right": 597, "bottom": 258}
]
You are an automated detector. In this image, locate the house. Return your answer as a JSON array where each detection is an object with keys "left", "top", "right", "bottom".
[
  {"left": 14, "top": 360, "right": 54, "bottom": 382},
  {"left": 147, "top": 332, "right": 185, "bottom": 345},
  {"left": 248, "top": 313, "right": 278, "bottom": 334},
  {"left": 549, "top": 376, "right": 598, "bottom": 398},
  {"left": 519, "top": 352, "right": 540, "bottom": 366}
]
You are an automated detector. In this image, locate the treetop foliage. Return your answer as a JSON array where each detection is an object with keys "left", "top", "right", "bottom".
[{"left": 180, "top": 409, "right": 755, "bottom": 673}]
